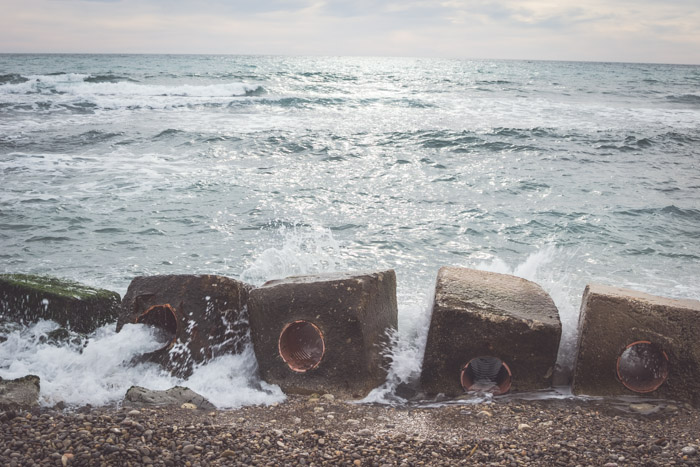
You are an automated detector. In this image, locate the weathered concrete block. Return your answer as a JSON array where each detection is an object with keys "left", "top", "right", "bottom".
[
  {"left": 421, "top": 267, "right": 561, "bottom": 396},
  {"left": 116, "top": 274, "right": 253, "bottom": 378},
  {"left": 0, "top": 274, "right": 120, "bottom": 334},
  {"left": 572, "top": 284, "right": 700, "bottom": 406},
  {"left": 0, "top": 375, "right": 40, "bottom": 411},
  {"left": 248, "top": 270, "right": 398, "bottom": 399}
]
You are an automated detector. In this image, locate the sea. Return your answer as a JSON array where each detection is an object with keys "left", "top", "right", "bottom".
[{"left": 1, "top": 54, "right": 699, "bottom": 409}]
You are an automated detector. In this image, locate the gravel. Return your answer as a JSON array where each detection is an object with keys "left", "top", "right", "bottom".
[{"left": 1, "top": 395, "right": 698, "bottom": 466}]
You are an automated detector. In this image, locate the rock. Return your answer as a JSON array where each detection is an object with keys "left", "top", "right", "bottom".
[
  {"left": 248, "top": 270, "right": 398, "bottom": 399},
  {"left": 0, "top": 375, "right": 40, "bottom": 410},
  {"left": 220, "top": 449, "right": 236, "bottom": 457},
  {"left": 681, "top": 446, "right": 697, "bottom": 456},
  {"left": 628, "top": 402, "right": 657, "bottom": 414},
  {"left": 421, "top": 267, "right": 561, "bottom": 396},
  {"left": 116, "top": 274, "right": 254, "bottom": 378},
  {"left": 517, "top": 423, "right": 531, "bottom": 430},
  {"left": 123, "top": 386, "right": 216, "bottom": 410},
  {"left": 181, "top": 403, "right": 197, "bottom": 410},
  {"left": 182, "top": 444, "right": 195, "bottom": 454},
  {"left": 0, "top": 274, "right": 120, "bottom": 333},
  {"left": 572, "top": 284, "right": 700, "bottom": 406}
]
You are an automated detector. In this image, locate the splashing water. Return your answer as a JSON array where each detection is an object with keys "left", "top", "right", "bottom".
[
  {"left": 240, "top": 224, "right": 346, "bottom": 286},
  {"left": 364, "top": 245, "right": 580, "bottom": 404}
]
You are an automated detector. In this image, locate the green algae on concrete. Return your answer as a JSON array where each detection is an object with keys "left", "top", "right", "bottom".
[{"left": 0, "top": 274, "right": 121, "bottom": 334}]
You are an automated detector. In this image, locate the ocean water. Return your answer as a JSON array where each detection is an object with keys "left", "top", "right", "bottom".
[{"left": 1, "top": 54, "right": 699, "bottom": 408}]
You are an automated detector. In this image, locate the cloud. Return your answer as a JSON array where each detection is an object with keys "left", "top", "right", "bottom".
[{"left": 1, "top": 0, "right": 699, "bottom": 63}]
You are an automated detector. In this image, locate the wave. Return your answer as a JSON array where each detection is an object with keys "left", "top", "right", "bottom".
[
  {"left": 0, "top": 73, "right": 263, "bottom": 99},
  {"left": 84, "top": 74, "right": 139, "bottom": 84},
  {"left": 666, "top": 94, "right": 700, "bottom": 105},
  {"left": 616, "top": 205, "right": 700, "bottom": 221},
  {"left": 398, "top": 128, "right": 553, "bottom": 153},
  {"left": 0, "top": 74, "right": 29, "bottom": 85}
]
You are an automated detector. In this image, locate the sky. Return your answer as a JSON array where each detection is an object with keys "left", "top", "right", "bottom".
[{"left": 1, "top": 0, "right": 699, "bottom": 64}]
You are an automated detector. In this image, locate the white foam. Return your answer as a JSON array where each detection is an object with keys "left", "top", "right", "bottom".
[
  {"left": 364, "top": 245, "right": 580, "bottom": 404},
  {"left": 0, "top": 321, "right": 177, "bottom": 406},
  {"left": 185, "top": 345, "right": 285, "bottom": 409},
  {"left": 0, "top": 320, "right": 284, "bottom": 408},
  {"left": 0, "top": 74, "right": 256, "bottom": 98}
]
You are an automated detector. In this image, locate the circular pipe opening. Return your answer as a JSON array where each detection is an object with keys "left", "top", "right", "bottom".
[
  {"left": 461, "top": 356, "right": 512, "bottom": 395},
  {"left": 136, "top": 304, "right": 178, "bottom": 350},
  {"left": 278, "top": 320, "right": 325, "bottom": 373},
  {"left": 617, "top": 341, "right": 669, "bottom": 393}
]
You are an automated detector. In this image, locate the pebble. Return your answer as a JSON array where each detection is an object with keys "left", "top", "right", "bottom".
[
  {"left": 0, "top": 396, "right": 697, "bottom": 467},
  {"left": 182, "top": 444, "right": 195, "bottom": 454},
  {"left": 628, "top": 403, "right": 656, "bottom": 413},
  {"left": 180, "top": 403, "right": 197, "bottom": 410},
  {"left": 681, "top": 446, "right": 697, "bottom": 456}
]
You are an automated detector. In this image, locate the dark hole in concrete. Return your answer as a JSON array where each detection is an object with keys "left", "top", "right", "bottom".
[
  {"left": 278, "top": 320, "right": 325, "bottom": 372},
  {"left": 136, "top": 304, "right": 178, "bottom": 350},
  {"left": 617, "top": 341, "right": 669, "bottom": 393},
  {"left": 461, "top": 356, "right": 512, "bottom": 395}
]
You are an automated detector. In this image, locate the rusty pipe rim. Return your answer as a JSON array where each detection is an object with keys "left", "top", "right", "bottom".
[
  {"left": 278, "top": 320, "right": 325, "bottom": 373},
  {"left": 135, "top": 304, "right": 178, "bottom": 351},
  {"left": 616, "top": 340, "right": 669, "bottom": 393},
  {"left": 461, "top": 356, "right": 512, "bottom": 395}
]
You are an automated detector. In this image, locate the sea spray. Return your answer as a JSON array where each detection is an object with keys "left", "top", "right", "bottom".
[
  {"left": 475, "top": 245, "right": 582, "bottom": 382},
  {"left": 364, "top": 245, "right": 582, "bottom": 404},
  {"left": 240, "top": 224, "right": 346, "bottom": 286},
  {"left": 0, "top": 321, "right": 177, "bottom": 407}
]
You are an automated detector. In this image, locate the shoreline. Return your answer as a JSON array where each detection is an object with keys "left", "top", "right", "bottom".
[{"left": 2, "top": 395, "right": 698, "bottom": 466}]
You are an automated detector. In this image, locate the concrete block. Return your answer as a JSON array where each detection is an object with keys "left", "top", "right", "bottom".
[
  {"left": 0, "top": 274, "right": 120, "bottom": 334},
  {"left": 248, "top": 270, "right": 398, "bottom": 399},
  {"left": 421, "top": 267, "right": 561, "bottom": 396},
  {"left": 116, "top": 274, "right": 253, "bottom": 377},
  {"left": 572, "top": 284, "right": 700, "bottom": 406}
]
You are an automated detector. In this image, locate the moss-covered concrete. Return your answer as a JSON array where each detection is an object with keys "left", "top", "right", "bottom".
[{"left": 0, "top": 274, "right": 121, "bottom": 333}]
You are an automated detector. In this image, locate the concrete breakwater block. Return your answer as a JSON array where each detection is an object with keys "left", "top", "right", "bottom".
[
  {"left": 0, "top": 274, "right": 121, "bottom": 334},
  {"left": 572, "top": 284, "right": 700, "bottom": 406},
  {"left": 117, "top": 274, "right": 253, "bottom": 378},
  {"left": 248, "top": 270, "right": 398, "bottom": 399},
  {"left": 421, "top": 267, "right": 561, "bottom": 396}
]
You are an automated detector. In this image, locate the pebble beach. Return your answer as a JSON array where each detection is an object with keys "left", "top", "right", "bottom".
[{"left": 2, "top": 395, "right": 699, "bottom": 466}]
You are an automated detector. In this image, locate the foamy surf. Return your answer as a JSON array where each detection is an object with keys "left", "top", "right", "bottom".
[{"left": 0, "top": 320, "right": 285, "bottom": 408}]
